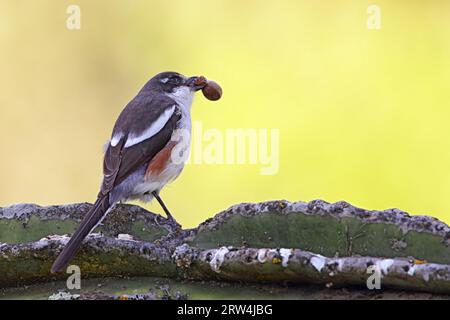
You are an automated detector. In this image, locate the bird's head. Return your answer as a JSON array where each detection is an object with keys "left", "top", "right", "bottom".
[{"left": 147, "top": 71, "right": 207, "bottom": 94}]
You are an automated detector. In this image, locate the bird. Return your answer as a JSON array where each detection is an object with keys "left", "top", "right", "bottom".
[{"left": 51, "top": 71, "right": 214, "bottom": 273}]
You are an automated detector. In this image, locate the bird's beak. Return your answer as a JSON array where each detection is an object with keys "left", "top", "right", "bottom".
[{"left": 186, "top": 76, "right": 207, "bottom": 91}]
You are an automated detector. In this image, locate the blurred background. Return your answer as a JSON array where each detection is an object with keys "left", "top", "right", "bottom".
[{"left": 0, "top": 0, "right": 449, "bottom": 228}]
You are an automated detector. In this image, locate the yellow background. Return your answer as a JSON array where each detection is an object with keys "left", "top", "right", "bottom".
[{"left": 0, "top": 1, "right": 449, "bottom": 227}]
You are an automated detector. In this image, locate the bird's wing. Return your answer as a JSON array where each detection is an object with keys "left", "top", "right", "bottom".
[{"left": 100, "top": 100, "right": 181, "bottom": 196}]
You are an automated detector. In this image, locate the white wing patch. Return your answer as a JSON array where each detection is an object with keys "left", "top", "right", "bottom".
[
  {"left": 123, "top": 105, "right": 176, "bottom": 148},
  {"left": 110, "top": 133, "right": 123, "bottom": 147}
]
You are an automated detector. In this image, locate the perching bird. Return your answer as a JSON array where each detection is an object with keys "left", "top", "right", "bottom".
[{"left": 51, "top": 71, "right": 219, "bottom": 273}]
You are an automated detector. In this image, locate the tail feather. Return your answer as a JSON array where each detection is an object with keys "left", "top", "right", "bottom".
[{"left": 51, "top": 195, "right": 111, "bottom": 273}]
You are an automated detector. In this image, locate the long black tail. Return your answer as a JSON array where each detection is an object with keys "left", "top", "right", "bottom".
[{"left": 51, "top": 195, "right": 111, "bottom": 273}]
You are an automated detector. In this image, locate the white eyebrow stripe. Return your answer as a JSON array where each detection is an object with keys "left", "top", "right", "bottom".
[{"left": 124, "top": 105, "right": 176, "bottom": 148}]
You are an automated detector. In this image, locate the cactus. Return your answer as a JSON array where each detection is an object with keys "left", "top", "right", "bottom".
[{"left": 0, "top": 200, "right": 449, "bottom": 297}]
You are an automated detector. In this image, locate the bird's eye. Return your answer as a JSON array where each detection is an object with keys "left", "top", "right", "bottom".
[{"left": 170, "top": 76, "right": 182, "bottom": 85}]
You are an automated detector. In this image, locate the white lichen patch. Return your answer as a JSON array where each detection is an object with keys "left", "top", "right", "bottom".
[
  {"left": 117, "top": 234, "right": 135, "bottom": 241},
  {"left": 1, "top": 203, "right": 38, "bottom": 220},
  {"left": 407, "top": 265, "right": 416, "bottom": 276},
  {"left": 48, "top": 291, "right": 80, "bottom": 300},
  {"left": 257, "top": 249, "right": 279, "bottom": 264},
  {"left": 257, "top": 249, "right": 268, "bottom": 263},
  {"left": 337, "top": 259, "right": 345, "bottom": 272},
  {"left": 406, "top": 264, "right": 431, "bottom": 282},
  {"left": 209, "top": 247, "right": 229, "bottom": 273},
  {"left": 87, "top": 233, "right": 103, "bottom": 239},
  {"left": 32, "top": 235, "right": 71, "bottom": 249},
  {"left": 31, "top": 238, "right": 49, "bottom": 250},
  {"left": 421, "top": 269, "right": 430, "bottom": 282},
  {"left": 279, "top": 249, "right": 292, "bottom": 267},
  {"left": 376, "top": 259, "right": 394, "bottom": 276},
  {"left": 310, "top": 255, "right": 326, "bottom": 272},
  {"left": 49, "top": 234, "right": 70, "bottom": 244}
]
